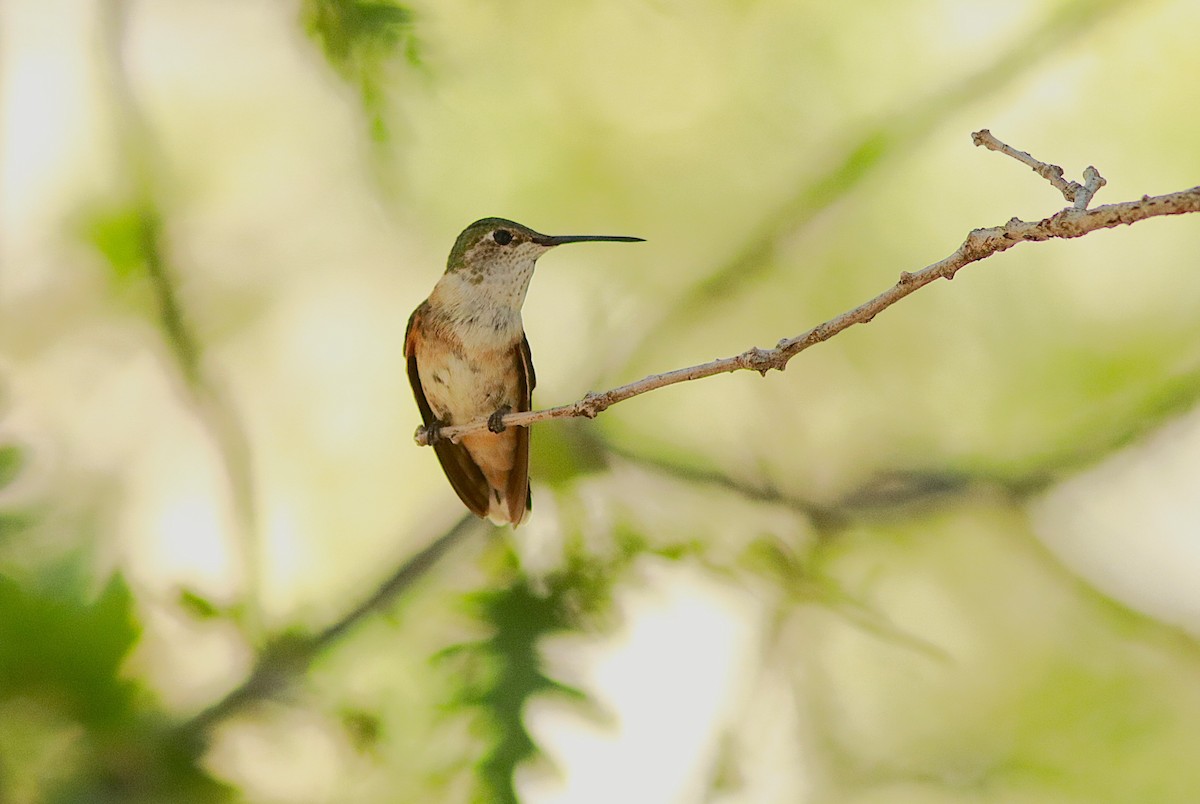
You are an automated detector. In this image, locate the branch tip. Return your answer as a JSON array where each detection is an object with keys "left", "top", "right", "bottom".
[
  {"left": 1074, "top": 165, "right": 1107, "bottom": 210},
  {"left": 972, "top": 129, "right": 1102, "bottom": 206}
]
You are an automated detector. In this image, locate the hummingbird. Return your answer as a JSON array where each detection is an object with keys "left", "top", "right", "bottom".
[{"left": 405, "top": 218, "right": 643, "bottom": 526}]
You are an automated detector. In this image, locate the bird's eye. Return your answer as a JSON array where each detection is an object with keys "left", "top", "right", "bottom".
[{"left": 493, "top": 229, "right": 513, "bottom": 245}]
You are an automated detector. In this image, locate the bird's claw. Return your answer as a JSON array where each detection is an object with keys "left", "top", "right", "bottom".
[
  {"left": 423, "top": 420, "right": 446, "bottom": 446},
  {"left": 488, "top": 406, "right": 512, "bottom": 434}
]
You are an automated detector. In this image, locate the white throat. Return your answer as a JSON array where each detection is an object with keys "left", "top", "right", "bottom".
[{"left": 429, "top": 254, "right": 540, "bottom": 344}]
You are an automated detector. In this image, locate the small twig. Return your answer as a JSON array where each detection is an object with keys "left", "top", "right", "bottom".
[
  {"left": 1075, "top": 165, "right": 1108, "bottom": 210},
  {"left": 971, "top": 128, "right": 1098, "bottom": 204},
  {"left": 972, "top": 129, "right": 1108, "bottom": 210},
  {"left": 418, "top": 180, "right": 1200, "bottom": 447}
]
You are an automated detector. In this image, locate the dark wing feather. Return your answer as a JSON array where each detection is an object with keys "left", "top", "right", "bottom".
[
  {"left": 405, "top": 307, "right": 491, "bottom": 519},
  {"left": 522, "top": 332, "right": 536, "bottom": 392},
  {"left": 505, "top": 333, "right": 535, "bottom": 524}
]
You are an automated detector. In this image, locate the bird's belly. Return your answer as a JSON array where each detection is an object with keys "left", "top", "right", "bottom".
[{"left": 419, "top": 349, "right": 518, "bottom": 425}]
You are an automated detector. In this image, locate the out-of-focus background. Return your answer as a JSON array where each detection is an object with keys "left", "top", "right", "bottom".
[{"left": 2, "top": 0, "right": 1200, "bottom": 801}]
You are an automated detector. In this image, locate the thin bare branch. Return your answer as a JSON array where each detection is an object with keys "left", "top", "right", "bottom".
[
  {"left": 971, "top": 128, "right": 1091, "bottom": 203},
  {"left": 419, "top": 176, "right": 1200, "bottom": 446},
  {"left": 1076, "top": 165, "right": 1108, "bottom": 210}
]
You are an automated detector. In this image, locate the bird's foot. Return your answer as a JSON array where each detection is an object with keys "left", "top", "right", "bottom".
[
  {"left": 488, "top": 405, "right": 512, "bottom": 434},
  {"left": 422, "top": 419, "right": 447, "bottom": 446}
]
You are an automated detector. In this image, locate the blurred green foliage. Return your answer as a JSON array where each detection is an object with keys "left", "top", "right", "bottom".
[
  {"left": 432, "top": 528, "right": 718, "bottom": 800},
  {"left": 302, "top": 0, "right": 418, "bottom": 70},
  {"left": 2, "top": 0, "right": 1199, "bottom": 800},
  {"left": 301, "top": 0, "right": 421, "bottom": 141},
  {"left": 0, "top": 575, "right": 137, "bottom": 730},
  {"left": 529, "top": 421, "right": 609, "bottom": 489},
  {"left": 0, "top": 445, "right": 21, "bottom": 490},
  {"left": 438, "top": 541, "right": 621, "bottom": 803},
  {"left": 0, "top": 574, "right": 232, "bottom": 801},
  {"left": 81, "top": 203, "right": 153, "bottom": 284},
  {"left": 0, "top": 446, "right": 26, "bottom": 548},
  {"left": 177, "top": 588, "right": 223, "bottom": 621}
]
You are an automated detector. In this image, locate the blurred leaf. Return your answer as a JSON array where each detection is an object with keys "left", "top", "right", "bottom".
[
  {"left": 301, "top": 0, "right": 422, "bottom": 142},
  {"left": 613, "top": 522, "right": 704, "bottom": 565},
  {"left": 0, "top": 573, "right": 235, "bottom": 801},
  {"left": 0, "top": 444, "right": 21, "bottom": 489},
  {"left": 341, "top": 708, "right": 384, "bottom": 754},
  {"left": 302, "top": 0, "right": 416, "bottom": 69},
  {"left": 0, "top": 512, "right": 32, "bottom": 542},
  {"left": 0, "top": 573, "right": 139, "bottom": 730},
  {"left": 81, "top": 203, "right": 152, "bottom": 283},
  {"left": 51, "top": 734, "right": 236, "bottom": 804},
  {"left": 177, "top": 589, "right": 221, "bottom": 620},
  {"left": 530, "top": 421, "right": 609, "bottom": 489},
  {"left": 740, "top": 536, "right": 809, "bottom": 590},
  {"left": 438, "top": 538, "right": 641, "bottom": 803}
]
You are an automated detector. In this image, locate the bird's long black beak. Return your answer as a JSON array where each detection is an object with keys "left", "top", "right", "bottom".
[{"left": 534, "top": 233, "right": 645, "bottom": 246}]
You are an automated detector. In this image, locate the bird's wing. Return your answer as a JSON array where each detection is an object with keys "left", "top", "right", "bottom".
[
  {"left": 505, "top": 333, "right": 535, "bottom": 524},
  {"left": 405, "top": 306, "right": 491, "bottom": 519}
]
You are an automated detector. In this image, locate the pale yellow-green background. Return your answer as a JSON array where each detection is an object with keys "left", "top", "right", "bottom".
[{"left": 2, "top": 0, "right": 1200, "bottom": 801}]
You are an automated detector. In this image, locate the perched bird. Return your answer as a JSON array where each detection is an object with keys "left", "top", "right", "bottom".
[{"left": 405, "top": 218, "right": 643, "bottom": 526}]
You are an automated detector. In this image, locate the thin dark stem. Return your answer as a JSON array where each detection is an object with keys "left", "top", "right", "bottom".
[
  {"left": 98, "top": 0, "right": 264, "bottom": 637},
  {"left": 177, "top": 513, "right": 482, "bottom": 737},
  {"left": 138, "top": 211, "right": 200, "bottom": 381},
  {"left": 312, "top": 514, "right": 482, "bottom": 650}
]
